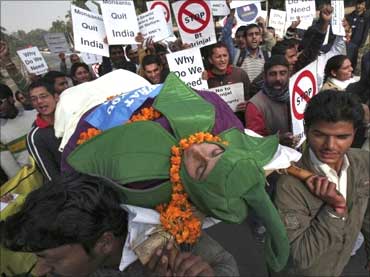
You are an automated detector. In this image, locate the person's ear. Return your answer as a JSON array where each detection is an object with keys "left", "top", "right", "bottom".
[
  {"left": 208, "top": 56, "right": 214, "bottom": 66},
  {"left": 94, "top": 232, "right": 115, "bottom": 255},
  {"left": 55, "top": 94, "right": 60, "bottom": 103},
  {"left": 330, "top": 69, "right": 337, "bottom": 78}
]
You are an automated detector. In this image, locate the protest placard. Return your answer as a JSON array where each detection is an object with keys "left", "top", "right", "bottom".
[
  {"left": 167, "top": 48, "right": 208, "bottom": 90},
  {"left": 171, "top": 0, "right": 216, "bottom": 48},
  {"left": 234, "top": 2, "right": 263, "bottom": 28},
  {"left": 331, "top": 0, "right": 345, "bottom": 36},
  {"left": 100, "top": 0, "right": 139, "bottom": 45},
  {"left": 210, "top": 1, "right": 230, "bottom": 16},
  {"left": 208, "top": 83, "right": 244, "bottom": 112},
  {"left": 146, "top": 0, "right": 173, "bottom": 33},
  {"left": 43, "top": 33, "right": 71, "bottom": 54},
  {"left": 268, "top": 9, "right": 286, "bottom": 38},
  {"left": 138, "top": 8, "right": 171, "bottom": 42},
  {"left": 71, "top": 5, "right": 109, "bottom": 57},
  {"left": 289, "top": 60, "right": 318, "bottom": 147},
  {"left": 285, "top": 0, "right": 316, "bottom": 30},
  {"left": 81, "top": 52, "right": 103, "bottom": 65},
  {"left": 17, "top": 47, "right": 48, "bottom": 75}
]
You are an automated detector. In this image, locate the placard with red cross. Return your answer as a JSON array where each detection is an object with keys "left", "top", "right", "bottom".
[
  {"left": 171, "top": 0, "right": 216, "bottom": 48},
  {"left": 146, "top": 0, "right": 173, "bottom": 33},
  {"left": 289, "top": 60, "right": 318, "bottom": 146}
]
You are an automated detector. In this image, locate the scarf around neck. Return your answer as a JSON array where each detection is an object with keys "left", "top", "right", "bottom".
[{"left": 262, "top": 82, "right": 290, "bottom": 103}]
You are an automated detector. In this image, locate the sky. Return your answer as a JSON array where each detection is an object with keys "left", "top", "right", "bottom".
[{"left": 1, "top": 1, "right": 71, "bottom": 33}]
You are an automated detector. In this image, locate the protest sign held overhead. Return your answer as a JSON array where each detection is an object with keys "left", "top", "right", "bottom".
[
  {"left": 285, "top": 0, "right": 316, "bottom": 30},
  {"left": 167, "top": 47, "right": 208, "bottom": 90},
  {"left": 234, "top": 2, "right": 263, "bottom": 27},
  {"left": 208, "top": 83, "right": 244, "bottom": 112},
  {"left": 289, "top": 61, "right": 318, "bottom": 147},
  {"left": 268, "top": 10, "right": 287, "bottom": 38},
  {"left": 146, "top": 0, "right": 173, "bottom": 33},
  {"left": 171, "top": 0, "right": 216, "bottom": 48},
  {"left": 138, "top": 8, "right": 171, "bottom": 42},
  {"left": 331, "top": 0, "right": 345, "bottom": 36},
  {"left": 43, "top": 33, "right": 71, "bottom": 54},
  {"left": 71, "top": 5, "right": 109, "bottom": 57},
  {"left": 100, "top": 0, "right": 139, "bottom": 45},
  {"left": 17, "top": 46, "right": 48, "bottom": 75},
  {"left": 210, "top": 1, "right": 230, "bottom": 16},
  {"left": 81, "top": 52, "right": 103, "bottom": 65}
]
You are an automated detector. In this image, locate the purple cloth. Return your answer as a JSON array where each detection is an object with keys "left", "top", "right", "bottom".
[{"left": 61, "top": 90, "right": 244, "bottom": 174}]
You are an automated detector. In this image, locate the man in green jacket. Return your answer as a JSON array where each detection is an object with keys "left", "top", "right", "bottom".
[{"left": 274, "top": 90, "right": 370, "bottom": 276}]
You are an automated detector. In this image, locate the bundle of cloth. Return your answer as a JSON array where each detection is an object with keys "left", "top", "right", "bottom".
[{"left": 56, "top": 70, "right": 302, "bottom": 272}]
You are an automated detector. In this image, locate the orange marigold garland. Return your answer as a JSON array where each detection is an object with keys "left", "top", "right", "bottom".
[
  {"left": 156, "top": 132, "right": 228, "bottom": 245},
  {"left": 126, "top": 107, "right": 161, "bottom": 123},
  {"left": 77, "top": 128, "right": 102, "bottom": 145}
]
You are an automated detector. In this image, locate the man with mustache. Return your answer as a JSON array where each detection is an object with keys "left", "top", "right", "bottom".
[
  {"left": 273, "top": 91, "right": 370, "bottom": 276},
  {"left": 245, "top": 55, "right": 298, "bottom": 148}
]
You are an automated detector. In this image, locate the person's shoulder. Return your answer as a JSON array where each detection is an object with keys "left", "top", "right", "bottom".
[{"left": 348, "top": 148, "right": 369, "bottom": 165}]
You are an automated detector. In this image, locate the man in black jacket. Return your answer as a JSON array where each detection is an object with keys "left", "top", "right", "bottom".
[{"left": 26, "top": 80, "right": 62, "bottom": 181}]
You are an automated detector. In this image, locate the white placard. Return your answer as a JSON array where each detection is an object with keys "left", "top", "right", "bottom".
[
  {"left": 81, "top": 52, "right": 103, "bottom": 64},
  {"left": 331, "top": 0, "right": 345, "bottom": 36},
  {"left": 17, "top": 46, "right": 48, "bottom": 75},
  {"left": 285, "top": 0, "right": 316, "bottom": 30},
  {"left": 138, "top": 8, "right": 171, "bottom": 42},
  {"left": 268, "top": 9, "right": 286, "bottom": 38},
  {"left": 211, "top": 1, "right": 230, "bottom": 16},
  {"left": 171, "top": 0, "right": 216, "bottom": 48},
  {"left": 234, "top": 2, "right": 262, "bottom": 28},
  {"left": 167, "top": 48, "right": 208, "bottom": 90},
  {"left": 229, "top": 0, "right": 261, "bottom": 10},
  {"left": 100, "top": 0, "right": 139, "bottom": 45},
  {"left": 71, "top": 5, "right": 109, "bottom": 57},
  {"left": 289, "top": 60, "right": 318, "bottom": 147},
  {"left": 146, "top": 0, "right": 173, "bottom": 33},
  {"left": 43, "top": 33, "right": 71, "bottom": 54},
  {"left": 208, "top": 83, "right": 244, "bottom": 112}
]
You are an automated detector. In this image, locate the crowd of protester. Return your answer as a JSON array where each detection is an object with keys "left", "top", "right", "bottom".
[{"left": 0, "top": 0, "right": 369, "bottom": 276}]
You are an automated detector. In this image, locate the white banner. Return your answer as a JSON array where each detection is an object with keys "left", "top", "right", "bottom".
[
  {"left": 146, "top": 0, "right": 173, "bottom": 33},
  {"left": 268, "top": 9, "right": 286, "bottom": 38},
  {"left": 208, "top": 83, "right": 244, "bottom": 112},
  {"left": 17, "top": 47, "right": 48, "bottom": 75},
  {"left": 211, "top": 1, "right": 230, "bottom": 16},
  {"left": 285, "top": 0, "right": 316, "bottom": 30},
  {"left": 331, "top": 0, "right": 345, "bottom": 36},
  {"left": 289, "top": 60, "right": 318, "bottom": 147},
  {"left": 81, "top": 52, "right": 103, "bottom": 65},
  {"left": 71, "top": 5, "right": 109, "bottom": 57},
  {"left": 43, "top": 33, "right": 71, "bottom": 54},
  {"left": 171, "top": 0, "right": 216, "bottom": 48},
  {"left": 138, "top": 8, "right": 171, "bottom": 42},
  {"left": 100, "top": 0, "right": 139, "bottom": 45},
  {"left": 167, "top": 48, "right": 208, "bottom": 90}
]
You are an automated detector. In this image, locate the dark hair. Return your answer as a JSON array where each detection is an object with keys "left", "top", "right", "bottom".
[
  {"left": 154, "top": 43, "right": 168, "bottom": 54},
  {"left": 42, "top": 71, "right": 66, "bottom": 86},
  {"left": 264, "top": 55, "right": 289, "bottom": 73},
  {"left": 271, "top": 40, "right": 296, "bottom": 56},
  {"left": 235, "top": 25, "right": 247, "bottom": 36},
  {"left": 0, "top": 83, "right": 13, "bottom": 99},
  {"left": 2, "top": 174, "right": 128, "bottom": 254},
  {"left": 142, "top": 54, "right": 161, "bottom": 68},
  {"left": 208, "top": 42, "right": 229, "bottom": 56},
  {"left": 267, "top": 26, "right": 275, "bottom": 31},
  {"left": 304, "top": 90, "right": 364, "bottom": 130},
  {"left": 109, "top": 45, "right": 125, "bottom": 55},
  {"left": 70, "top": 62, "right": 90, "bottom": 78},
  {"left": 245, "top": 23, "right": 260, "bottom": 35},
  {"left": 28, "top": 80, "right": 56, "bottom": 95},
  {"left": 125, "top": 45, "right": 132, "bottom": 53},
  {"left": 324, "top": 55, "right": 349, "bottom": 82},
  {"left": 356, "top": 0, "right": 365, "bottom": 4}
]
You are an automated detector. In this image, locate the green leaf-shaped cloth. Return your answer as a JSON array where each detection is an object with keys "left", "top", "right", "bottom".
[{"left": 68, "top": 73, "right": 289, "bottom": 272}]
